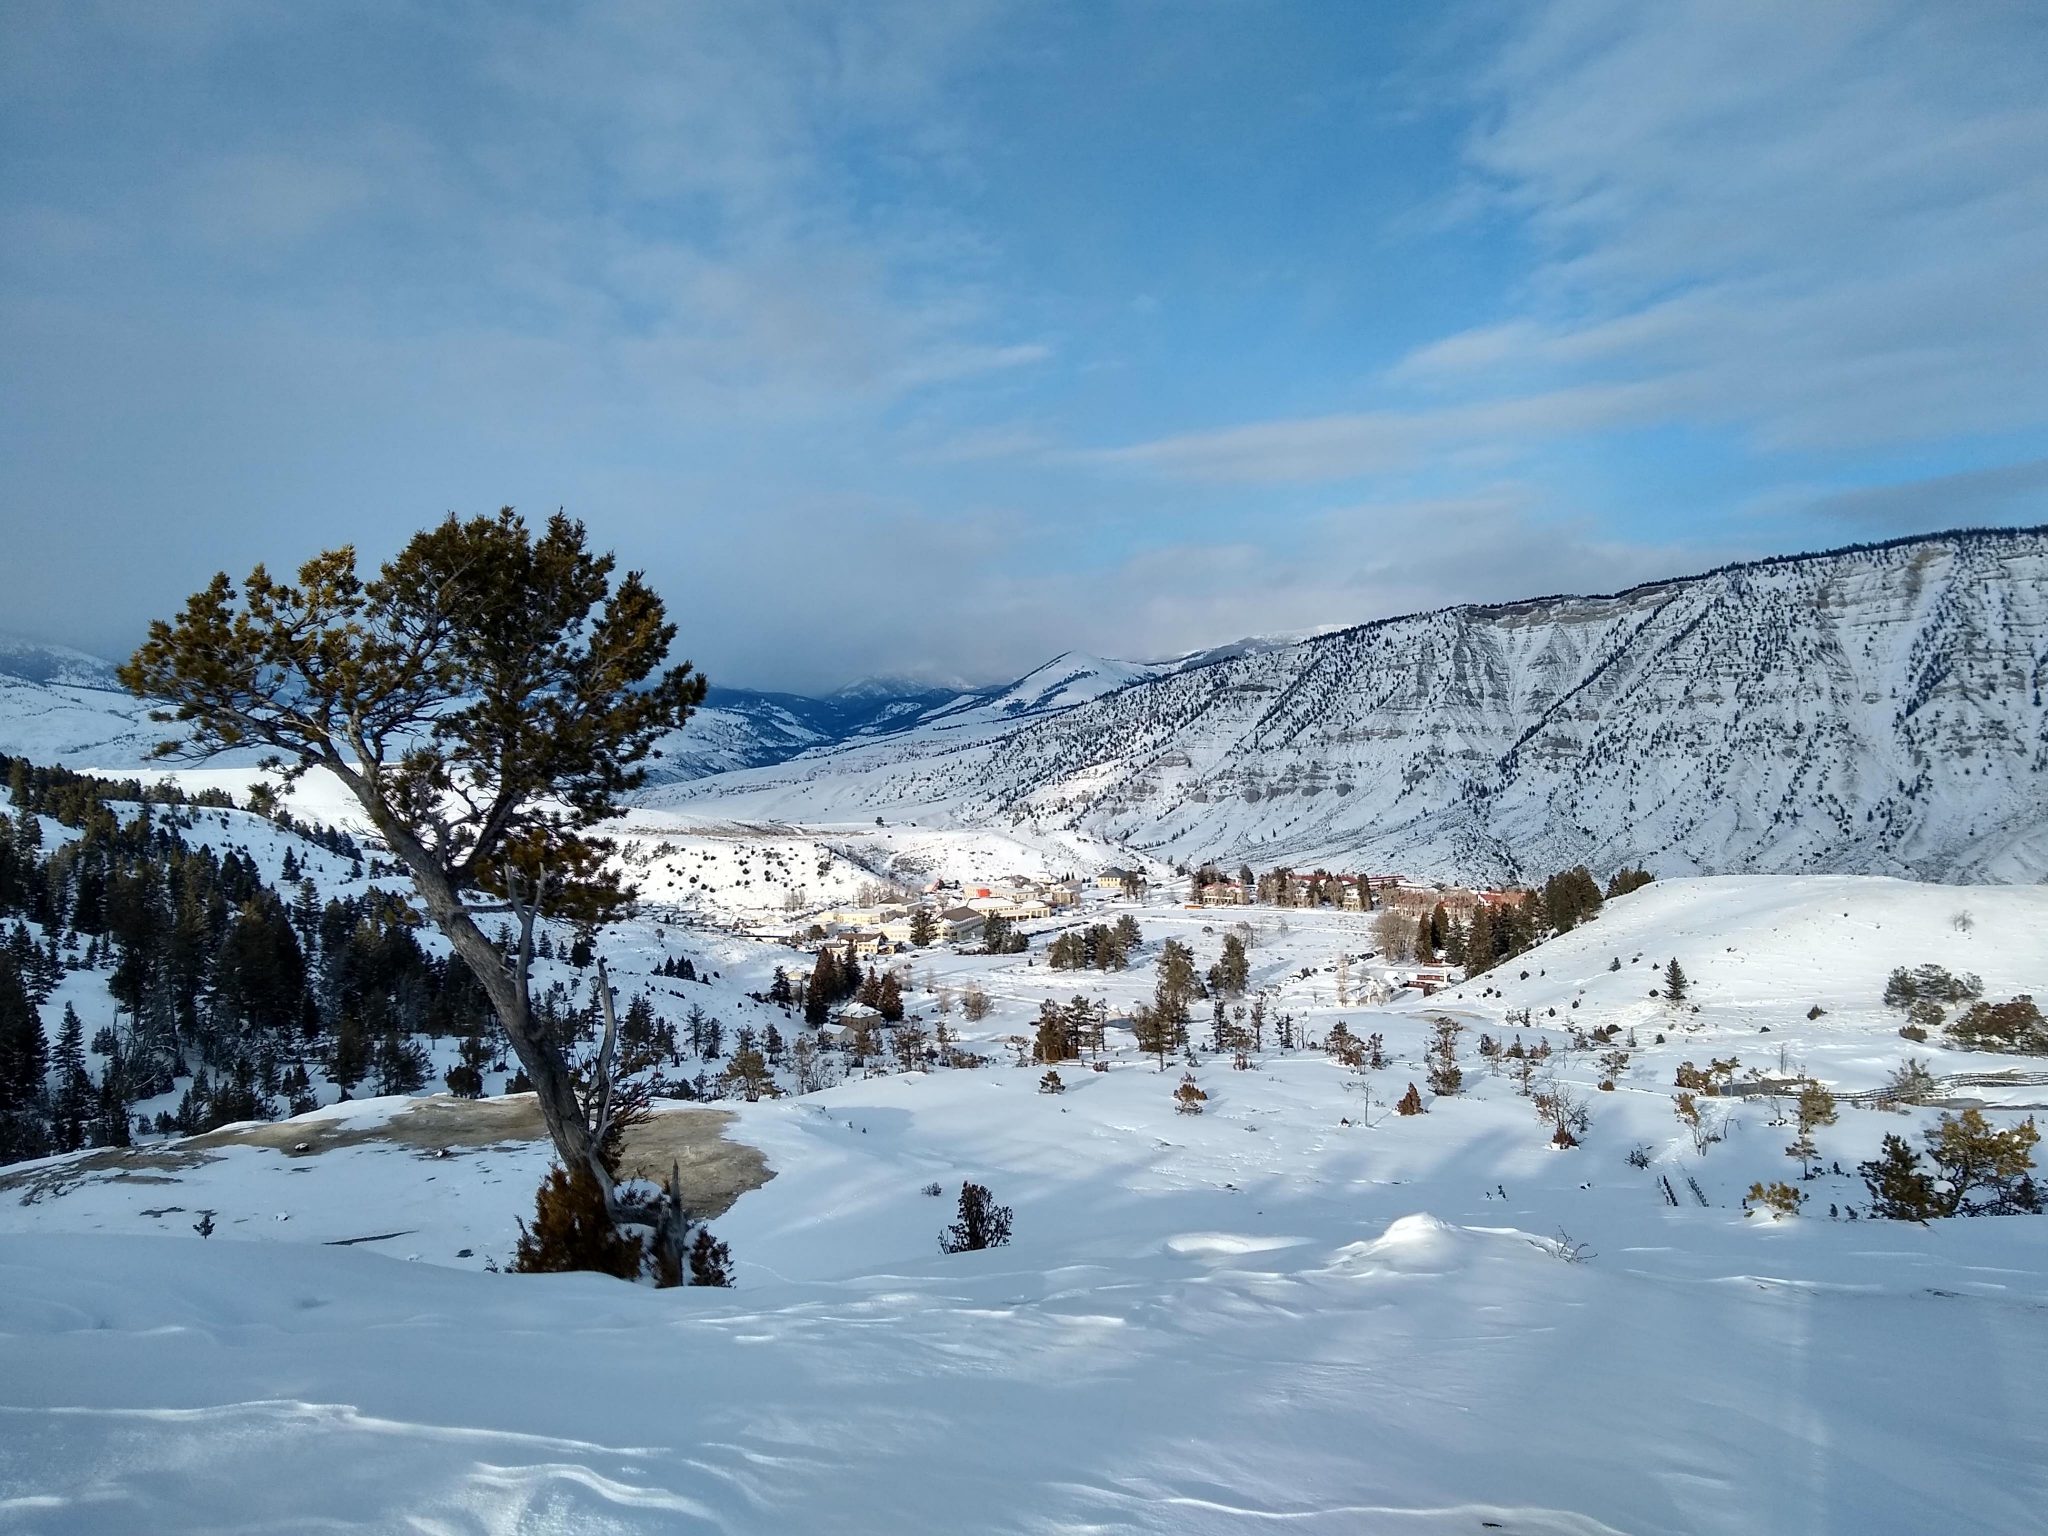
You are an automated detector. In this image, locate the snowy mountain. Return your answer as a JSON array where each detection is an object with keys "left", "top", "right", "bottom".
[
  {"left": 656, "top": 527, "right": 2048, "bottom": 883},
  {"left": 0, "top": 634, "right": 180, "bottom": 768},
  {"left": 0, "top": 634, "right": 126, "bottom": 691},
  {"left": 0, "top": 626, "right": 1258, "bottom": 792}
]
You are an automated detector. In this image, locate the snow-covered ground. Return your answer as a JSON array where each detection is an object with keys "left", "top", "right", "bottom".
[
  {"left": 609, "top": 810, "right": 1156, "bottom": 925},
  {"left": 4, "top": 874, "right": 2047, "bottom": 1532}
]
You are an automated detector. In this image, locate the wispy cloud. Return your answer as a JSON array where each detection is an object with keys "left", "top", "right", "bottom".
[
  {"left": 1080, "top": 381, "right": 1676, "bottom": 483},
  {"left": 1092, "top": 0, "right": 2048, "bottom": 481}
]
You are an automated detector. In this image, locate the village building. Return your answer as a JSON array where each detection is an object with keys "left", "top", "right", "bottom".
[{"left": 938, "top": 907, "right": 986, "bottom": 944}]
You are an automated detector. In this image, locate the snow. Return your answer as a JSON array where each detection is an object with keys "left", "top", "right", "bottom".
[
  {"left": 652, "top": 529, "right": 2048, "bottom": 884},
  {"left": 4, "top": 874, "right": 2047, "bottom": 1532}
]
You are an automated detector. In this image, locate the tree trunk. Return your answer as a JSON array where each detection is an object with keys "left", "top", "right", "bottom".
[{"left": 330, "top": 765, "right": 602, "bottom": 1191}]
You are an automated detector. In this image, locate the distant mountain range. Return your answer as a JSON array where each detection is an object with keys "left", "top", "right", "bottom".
[
  {"left": 6, "top": 527, "right": 2044, "bottom": 883},
  {"left": 648, "top": 527, "right": 2048, "bottom": 884},
  {"left": 0, "top": 626, "right": 1282, "bottom": 786},
  {"left": 642, "top": 640, "right": 1293, "bottom": 782}
]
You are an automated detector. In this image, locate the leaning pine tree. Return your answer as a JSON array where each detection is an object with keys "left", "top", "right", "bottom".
[{"left": 121, "top": 509, "right": 714, "bottom": 1278}]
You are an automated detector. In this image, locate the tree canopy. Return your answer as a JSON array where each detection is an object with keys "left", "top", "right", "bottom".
[{"left": 121, "top": 510, "right": 707, "bottom": 1236}]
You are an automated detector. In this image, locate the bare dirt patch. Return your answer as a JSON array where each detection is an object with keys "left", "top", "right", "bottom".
[{"left": 2, "top": 1096, "right": 773, "bottom": 1220}]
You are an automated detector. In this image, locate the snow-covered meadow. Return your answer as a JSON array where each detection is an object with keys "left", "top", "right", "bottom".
[{"left": 4, "top": 872, "right": 2047, "bottom": 1533}]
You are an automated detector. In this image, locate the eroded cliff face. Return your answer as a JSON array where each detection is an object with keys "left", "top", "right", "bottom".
[{"left": 658, "top": 529, "right": 2048, "bottom": 882}]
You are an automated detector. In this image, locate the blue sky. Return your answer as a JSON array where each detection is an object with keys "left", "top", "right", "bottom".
[{"left": 4, "top": 1, "right": 2045, "bottom": 692}]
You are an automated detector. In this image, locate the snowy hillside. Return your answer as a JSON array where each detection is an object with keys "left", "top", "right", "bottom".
[
  {"left": 0, "top": 662, "right": 172, "bottom": 770},
  {"left": 660, "top": 528, "right": 2048, "bottom": 883},
  {"left": 0, "top": 635, "right": 124, "bottom": 691},
  {"left": 4, "top": 873, "right": 2047, "bottom": 1533}
]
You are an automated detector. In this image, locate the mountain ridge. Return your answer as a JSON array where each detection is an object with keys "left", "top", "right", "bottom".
[{"left": 654, "top": 525, "right": 2048, "bottom": 884}]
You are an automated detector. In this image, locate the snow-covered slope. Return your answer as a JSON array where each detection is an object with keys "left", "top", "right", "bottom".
[
  {"left": 906, "top": 650, "right": 1165, "bottom": 731},
  {"left": 0, "top": 674, "right": 176, "bottom": 768},
  {"left": 0, "top": 634, "right": 126, "bottom": 690},
  {"left": 660, "top": 528, "right": 2048, "bottom": 882},
  {"left": 5, "top": 873, "right": 2047, "bottom": 1533}
]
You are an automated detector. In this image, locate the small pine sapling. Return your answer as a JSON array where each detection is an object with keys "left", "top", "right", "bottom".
[
  {"left": 1858, "top": 1135, "right": 1940, "bottom": 1222},
  {"left": 1663, "top": 958, "right": 1688, "bottom": 1004},
  {"left": 1786, "top": 1079, "right": 1838, "bottom": 1178},
  {"left": 512, "top": 1162, "right": 644, "bottom": 1280},
  {"left": 1395, "top": 1082, "right": 1425, "bottom": 1116},
  {"left": 688, "top": 1227, "right": 734, "bottom": 1287},
  {"left": 1039, "top": 1069, "right": 1066, "bottom": 1095},
  {"left": 1174, "top": 1071, "right": 1209, "bottom": 1115},
  {"left": 1425, "top": 1016, "right": 1463, "bottom": 1097},
  {"left": 939, "top": 1181, "right": 1014, "bottom": 1253}
]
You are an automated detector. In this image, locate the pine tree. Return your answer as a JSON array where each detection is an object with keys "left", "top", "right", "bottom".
[
  {"left": 122, "top": 509, "right": 707, "bottom": 1234},
  {"left": 1663, "top": 958, "right": 1688, "bottom": 1003},
  {"left": 1155, "top": 939, "right": 1201, "bottom": 1018},
  {"left": 722, "top": 1046, "right": 776, "bottom": 1102},
  {"left": 688, "top": 1226, "right": 734, "bottom": 1286},
  {"left": 1859, "top": 1134, "right": 1939, "bottom": 1221},
  {"left": 1208, "top": 932, "right": 1250, "bottom": 997},
  {"left": 1465, "top": 903, "right": 1496, "bottom": 975},
  {"left": 1131, "top": 1004, "right": 1174, "bottom": 1069},
  {"left": 52, "top": 1003, "right": 91, "bottom": 1154},
  {"left": 511, "top": 1162, "right": 644, "bottom": 1279},
  {"left": 804, "top": 948, "right": 837, "bottom": 1027},
  {"left": 1425, "top": 1016, "right": 1463, "bottom": 1097},
  {"left": 939, "top": 1181, "right": 1013, "bottom": 1253},
  {"left": 0, "top": 951, "right": 48, "bottom": 1161},
  {"left": 1923, "top": 1109, "right": 2041, "bottom": 1216},
  {"left": 1787, "top": 1079, "right": 1838, "bottom": 1179}
]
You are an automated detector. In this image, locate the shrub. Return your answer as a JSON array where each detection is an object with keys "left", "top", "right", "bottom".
[
  {"left": 1744, "top": 1181, "right": 1805, "bottom": 1219},
  {"left": 1883, "top": 964, "right": 1983, "bottom": 1011},
  {"left": 1861, "top": 1112, "right": 2042, "bottom": 1219},
  {"left": 444, "top": 1064, "right": 484, "bottom": 1099},
  {"left": 1325, "top": 1021, "right": 1365, "bottom": 1069},
  {"left": 1923, "top": 1110, "right": 2041, "bottom": 1215},
  {"left": 1394, "top": 1082, "right": 1425, "bottom": 1116},
  {"left": 960, "top": 984, "right": 992, "bottom": 1022},
  {"left": 511, "top": 1163, "right": 643, "bottom": 1280},
  {"left": 1534, "top": 1081, "right": 1590, "bottom": 1148},
  {"left": 1039, "top": 1070, "right": 1065, "bottom": 1095},
  {"left": 688, "top": 1227, "right": 734, "bottom": 1287},
  {"left": 1174, "top": 1072, "right": 1209, "bottom": 1114},
  {"left": 1946, "top": 996, "right": 2048, "bottom": 1055},
  {"left": 1858, "top": 1134, "right": 1940, "bottom": 1222},
  {"left": 939, "top": 1181, "right": 1013, "bottom": 1253},
  {"left": 1879, "top": 1057, "right": 1939, "bottom": 1108}
]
